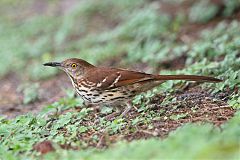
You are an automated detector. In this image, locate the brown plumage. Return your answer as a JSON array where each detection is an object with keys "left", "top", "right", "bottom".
[{"left": 43, "top": 58, "right": 222, "bottom": 116}]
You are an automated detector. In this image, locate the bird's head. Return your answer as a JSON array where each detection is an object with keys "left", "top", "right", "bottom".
[{"left": 43, "top": 58, "right": 94, "bottom": 79}]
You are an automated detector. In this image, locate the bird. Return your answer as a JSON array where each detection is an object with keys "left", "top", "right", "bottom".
[{"left": 43, "top": 58, "right": 222, "bottom": 117}]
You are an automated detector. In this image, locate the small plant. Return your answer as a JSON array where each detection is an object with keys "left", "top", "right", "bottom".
[
  {"left": 189, "top": 0, "right": 219, "bottom": 23},
  {"left": 18, "top": 83, "right": 40, "bottom": 104}
]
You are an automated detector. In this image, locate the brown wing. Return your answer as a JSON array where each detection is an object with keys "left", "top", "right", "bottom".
[
  {"left": 85, "top": 67, "right": 155, "bottom": 89},
  {"left": 83, "top": 67, "right": 222, "bottom": 90}
]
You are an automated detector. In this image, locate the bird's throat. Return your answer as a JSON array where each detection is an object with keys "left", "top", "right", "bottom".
[{"left": 66, "top": 73, "right": 78, "bottom": 88}]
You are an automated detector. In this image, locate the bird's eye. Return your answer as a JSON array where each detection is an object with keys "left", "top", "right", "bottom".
[{"left": 71, "top": 63, "right": 77, "bottom": 68}]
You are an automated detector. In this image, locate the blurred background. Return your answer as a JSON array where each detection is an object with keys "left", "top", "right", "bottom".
[{"left": 0, "top": 0, "right": 239, "bottom": 117}]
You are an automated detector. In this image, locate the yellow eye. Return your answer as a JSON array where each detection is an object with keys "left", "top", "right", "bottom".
[{"left": 71, "top": 63, "right": 77, "bottom": 68}]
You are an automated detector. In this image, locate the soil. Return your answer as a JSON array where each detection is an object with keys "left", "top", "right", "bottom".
[
  {"left": 51, "top": 85, "right": 235, "bottom": 149},
  {"left": 0, "top": 74, "right": 71, "bottom": 118}
]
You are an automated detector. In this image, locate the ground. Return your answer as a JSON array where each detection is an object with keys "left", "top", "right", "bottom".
[{"left": 0, "top": 0, "right": 239, "bottom": 159}]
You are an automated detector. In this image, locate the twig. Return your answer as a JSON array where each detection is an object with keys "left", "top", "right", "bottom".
[
  {"left": 211, "top": 105, "right": 232, "bottom": 110},
  {"left": 137, "top": 129, "right": 158, "bottom": 136}
]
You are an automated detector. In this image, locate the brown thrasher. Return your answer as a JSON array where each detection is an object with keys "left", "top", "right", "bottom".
[{"left": 43, "top": 58, "right": 222, "bottom": 116}]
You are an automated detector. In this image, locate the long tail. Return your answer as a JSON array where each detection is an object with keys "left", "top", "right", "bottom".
[{"left": 155, "top": 75, "right": 222, "bottom": 83}]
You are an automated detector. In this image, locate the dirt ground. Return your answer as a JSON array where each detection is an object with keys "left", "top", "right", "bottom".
[{"left": 0, "top": 73, "right": 71, "bottom": 118}]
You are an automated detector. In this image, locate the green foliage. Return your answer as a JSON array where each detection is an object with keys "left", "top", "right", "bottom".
[
  {"left": 128, "top": 40, "right": 187, "bottom": 65},
  {"left": 186, "top": 21, "right": 240, "bottom": 93},
  {"left": 100, "top": 106, "right": 113, "bottom": 114},
  {"left": 0, "top": 106, "right": 91, "bottom": 158},
  {"left": 0, "top": 114, "right": 46, "bottom": 155},
  {"left": 0, "top": 15, "right": 59, "bottom": 77},
  {"left": 189, "top": 0, "right": 219, "bottom": 23},
  {"left": 223, "top": 0, "right": 240, "bottom": 16},
  {"left": 188, "top": 0, "right": 240, "bottom": 23},
  {"left": 43, "top": 112, "right": 240, "bottom": 160},
  {"left": 2, "top": 111, "right": 239, "bottom": 160},
  {"left": 18, "top": 83, "right": 40, "bottom": 104},
  {"left": 106, "top": 118, "right": 126, "bottom": 134},
  {"left": 170, "top": 113, "right": 188, "bottom": 120},
  {"left": 41, "top": 96, "right": 84, "bottom": 115},
  {"left": 116, "top": 7, "right": 171, "bottom": 40},
  {"left": 228, "top": 94, "right": 240, "bottom": 109},
  {"left": 0, "top": 0, "right": 145, "bottom": 79},
  {"left": 134, "top": 21, "right": 240, "bottom": 95}
]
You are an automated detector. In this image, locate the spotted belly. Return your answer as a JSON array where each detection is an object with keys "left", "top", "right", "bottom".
[{"left": 74, "top": 86, "right": 134, "bottom": 105}]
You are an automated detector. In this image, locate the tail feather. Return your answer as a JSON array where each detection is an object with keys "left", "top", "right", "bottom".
[{"left": 155, "top": 75, "right": 222, "bottom": 83}]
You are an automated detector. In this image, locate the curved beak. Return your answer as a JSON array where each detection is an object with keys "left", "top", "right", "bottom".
[{"left": 43, "top": 62, "right": 62, "bottom": 67}]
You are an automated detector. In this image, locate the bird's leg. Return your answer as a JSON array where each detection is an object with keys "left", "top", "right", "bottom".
[{"left": 120, "top": 101, "right": 133, "bottom": 117}]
